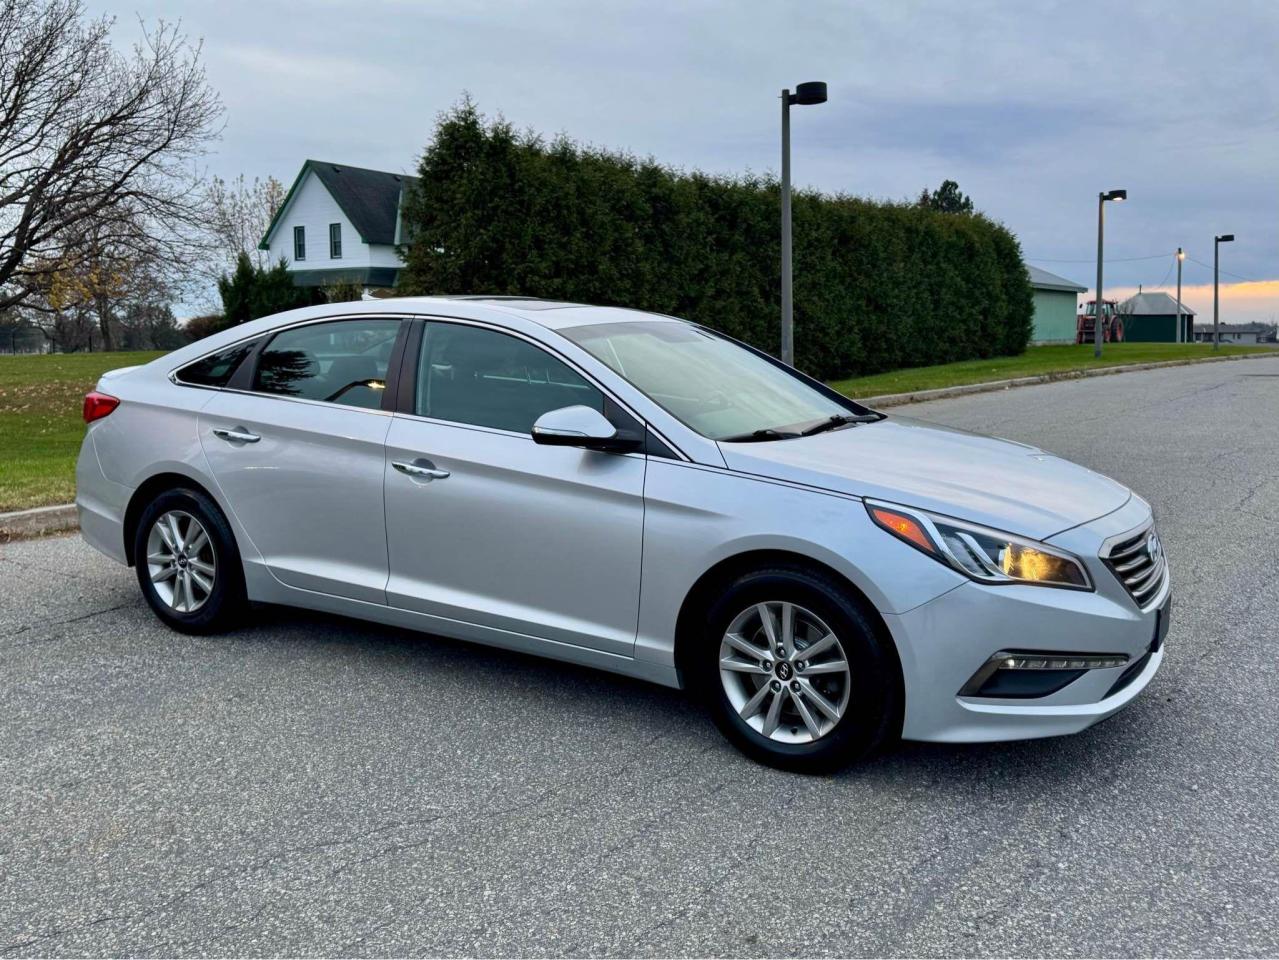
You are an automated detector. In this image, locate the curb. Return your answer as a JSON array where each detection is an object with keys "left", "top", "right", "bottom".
[
  {"left": 855, "top": 351, "right": 1279, "bottom": 408},
  {"left": 0, "top": 503, "right": 79, "bottom": 542}
]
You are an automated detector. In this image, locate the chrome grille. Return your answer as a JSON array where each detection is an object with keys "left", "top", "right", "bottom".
[{"left": 1102, "top": 525, "right": 1167, "bottom": 608}]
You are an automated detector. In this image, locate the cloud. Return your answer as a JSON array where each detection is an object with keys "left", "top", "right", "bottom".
[{"left": 96, "top": 0, "right": 1279, "bottom": 323}]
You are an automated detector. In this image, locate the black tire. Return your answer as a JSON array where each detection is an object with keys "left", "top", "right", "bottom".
[
  {"left": 692, "top": 566, "right": 902, "bottom": 774},
  {"left": 132, "top": 486, "right": 247, "bottom": 634}
]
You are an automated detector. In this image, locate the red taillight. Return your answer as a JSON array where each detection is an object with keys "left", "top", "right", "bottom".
[{"left": 83, "top": 391, "right": 120, "bottom": 424}]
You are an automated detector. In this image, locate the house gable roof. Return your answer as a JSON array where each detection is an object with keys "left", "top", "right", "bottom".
[
  {"left": 1026, "top": 265, "right": 1087, "bottom": 293},
  {"left": 1119, "top": 291, "right": 1197, "bottom": 316},
  {"left": 260, "top": 160, "right": 418, "bottom": 249}
]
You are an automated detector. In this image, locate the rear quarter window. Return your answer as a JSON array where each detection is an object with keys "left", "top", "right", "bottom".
[{"left": 175, "top": 339, "right": 259, "bottom": 388}]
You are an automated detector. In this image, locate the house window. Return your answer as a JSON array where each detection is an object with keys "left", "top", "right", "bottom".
[
  {"left": 329, "top": 223, "right": 342, "bottom": 259},
  {"left": 293, "top": 225, "right": 306, "bottom": 261}
]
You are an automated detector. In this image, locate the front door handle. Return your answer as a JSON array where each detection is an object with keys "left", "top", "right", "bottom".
[
  {"left": 212, "top": 426, "right": 261, "bottom": 443},
  {"left": 392, "top": 459, "right": 450, "bottom": 481}
]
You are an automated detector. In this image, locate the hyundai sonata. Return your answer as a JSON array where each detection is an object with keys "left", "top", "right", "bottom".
[{"left": 76, "top": 298, "right": 1169, "bottom": 771}]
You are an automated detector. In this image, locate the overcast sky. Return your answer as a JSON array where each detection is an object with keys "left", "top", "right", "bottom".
[{"left": 103, "top": 0, "right": 1279, "bottom": 323}]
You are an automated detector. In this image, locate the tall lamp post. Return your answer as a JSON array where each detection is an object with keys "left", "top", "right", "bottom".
[
  {"left": 1093, "top": 188, "right": 1127, "bottom": 358},
  {"left": 1175, "top": 248, "right": 1184, "bottom": 343},
  {"left": 780, "top": 80, "right": 827, "bottom": 366},
  {"left": 1213, "top": 233, "right": 1234, "bottom": 350}
]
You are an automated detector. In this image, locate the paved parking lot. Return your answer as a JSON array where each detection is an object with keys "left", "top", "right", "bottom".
[{"left": 3, "top": 356, "right": 1278, "bottom": 957}]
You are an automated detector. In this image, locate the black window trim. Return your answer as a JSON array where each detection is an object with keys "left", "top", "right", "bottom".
[
  {"left": 167, "top": 312, "right": 688, "bottom": 458},
  {"left": 329, "top": 222, "right": 342, "bottom": 260},
  {"left": 394, "top": 315, "right": 686, "bottom": 460},
  {"left": 170, "top": 336, "right": 263, "bottom": 389},
  {"left": 169, "top": 315, "right": 412, "bottom": 418},
  {"left": 240, "top": 315, "right": 410, "bottom": 412},
  {"left": 293, "top": 225, "right": 306, "bottom": 261}
]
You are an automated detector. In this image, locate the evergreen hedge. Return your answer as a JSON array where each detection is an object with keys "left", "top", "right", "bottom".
[{"left": 399, "top": 103, "right": 1033, "bottom": 380}]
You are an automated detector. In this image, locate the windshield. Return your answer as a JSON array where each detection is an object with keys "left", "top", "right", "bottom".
[{"left": 562, "top": 320, "right": 860, "bottom": 441}]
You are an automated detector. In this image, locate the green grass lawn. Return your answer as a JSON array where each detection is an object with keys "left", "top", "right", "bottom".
[
  {"left": 830, "top": 342, "right": 1274, "bottom": 399},
  {"left": 0, "top": 351, "right": 165, "bottom": 512}
]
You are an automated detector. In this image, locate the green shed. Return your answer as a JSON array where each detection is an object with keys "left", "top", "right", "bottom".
[
  {"left": 1027, "top": 266, "right": 1087, "bottom": 343},
  {"left": 1119, "top": 292, "right": 1196, "bottom": 342}
]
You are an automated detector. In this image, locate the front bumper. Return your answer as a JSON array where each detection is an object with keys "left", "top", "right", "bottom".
[{"left": 886, "top": 495, "right": 1169, "bottom": 743}]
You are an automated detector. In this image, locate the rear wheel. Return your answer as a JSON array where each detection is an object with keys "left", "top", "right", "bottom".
[
  {"left": 693, "top": 566, "right": 901, "bottom": 773},
  {"left": 133, "top": 488, "right": 246, "bottom": 634}
]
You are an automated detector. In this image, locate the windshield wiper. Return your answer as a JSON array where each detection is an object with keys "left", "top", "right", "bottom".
[
  {"left": 719, "top": 427, "right": 802, "bottom": 443},
  {"left": 799, "top": 413, "right": 882, "bottom": 437}
]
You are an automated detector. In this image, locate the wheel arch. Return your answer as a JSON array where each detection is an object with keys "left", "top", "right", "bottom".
[
  {"left": 122, "top": 471, "right": 225, "bottom": 566},
  {"left": 672, "top": 549, "right": 905, "bottom": 726}
]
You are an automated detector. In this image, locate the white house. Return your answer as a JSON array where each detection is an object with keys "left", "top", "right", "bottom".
[{"left": 259, "top": 161, "right": 416, "bottom": 289}]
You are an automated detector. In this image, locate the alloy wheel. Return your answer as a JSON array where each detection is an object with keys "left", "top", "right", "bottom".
[
  {"left": 145, "top": 510, "right": 217, "bottom": 613},
  {"left": 719, "top": 601, "right": 852, "bottom": 744}
]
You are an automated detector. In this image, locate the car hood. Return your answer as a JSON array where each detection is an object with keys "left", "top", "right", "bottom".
[{"left": 717, "top": 417, "right": 1130, "bottom": 540}]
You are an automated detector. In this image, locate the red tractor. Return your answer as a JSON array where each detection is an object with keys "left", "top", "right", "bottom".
[{"left": 1077, "top": 299, "right": 1124, "bottom": 344}]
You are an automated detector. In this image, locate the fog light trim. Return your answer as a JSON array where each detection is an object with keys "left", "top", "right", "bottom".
[{"left": 959, "top": 649, "right": 1130, "bottom": 698}]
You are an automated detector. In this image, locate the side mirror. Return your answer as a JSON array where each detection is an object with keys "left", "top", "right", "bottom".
[{"left": 531, "top": 405, "right": 641, "bottom": 453}]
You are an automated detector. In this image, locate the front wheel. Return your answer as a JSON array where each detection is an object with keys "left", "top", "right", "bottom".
[
  {"left": 694, "top": 567, "right": 901, "bottom": 773},
  {"left": 133, "top": 487, "right": 246, "bottom": 634}
]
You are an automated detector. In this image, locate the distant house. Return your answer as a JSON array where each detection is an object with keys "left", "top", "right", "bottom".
[
  {"left": 1118, "top": 291, "right": 1196, "bottom": 343},
  {"left": 259, "top": 161, "right": 416, "bottom": 290},
  {"left": 1027, "top": 266, "right": 1086, "bottom": 344},
  {"left": 1191, "top": 322, "right": 1277, "bottom": 345}
]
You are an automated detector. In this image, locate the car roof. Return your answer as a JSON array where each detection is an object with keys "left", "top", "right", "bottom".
[
  {"left": 160, "top": 297, "right": 684, "bottom": 375},
  {"left": 424, "top": 296, "right": 681, "bottom": 330}
]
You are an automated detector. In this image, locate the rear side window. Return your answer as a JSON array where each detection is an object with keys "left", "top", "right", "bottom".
[
  {"left": 253, "top": 318, "right": 402, "bottom": 410},
  {"left": 416, "top": 322, "right": 603, "bottom": 433},
  {"left": 175, "top": 339, "right": 258, "bottom": 388}
]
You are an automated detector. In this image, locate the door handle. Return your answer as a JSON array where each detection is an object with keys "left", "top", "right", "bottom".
[
  {"left": 392, "top": 459, "right": 450, "bottom": 481},
  {"left": 212, "top": 426, "right": 261, "bottom": 443}
]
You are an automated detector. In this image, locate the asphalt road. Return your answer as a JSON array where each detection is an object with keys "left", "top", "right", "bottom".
[{"left": 3, "top": 356, "right": 1278, "bottom": 958}]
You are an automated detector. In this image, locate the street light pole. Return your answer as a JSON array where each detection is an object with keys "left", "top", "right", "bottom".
[
  {"left": 1092, "top": 189, "right": 1126, "bottom": 359},
  {"left": 779, "top": 81, "right": 827, "bottom": 367},
  {"left": 1176, "top": 248, "right": 1184, "bottom": 343},
  {"left": 1213, "top": 234, "right": 1234, "bottom": 350},
  {"left": 1094, "top": 193, "right": 1105, "bottom": 359},
  {"left": 780, "top": 89, "right": 792, "bottom": 366}
]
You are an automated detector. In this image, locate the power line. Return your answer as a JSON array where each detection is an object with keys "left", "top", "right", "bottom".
[
  {"left": 1185, "top": 256, "right": 1263, "bottom": 284},
  {"left": 1145, "top": 256, "right": 1175, "bottom": 292}
]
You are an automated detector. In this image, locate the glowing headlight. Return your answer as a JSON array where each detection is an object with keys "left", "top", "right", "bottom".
[{"left": 867, "top": 501, "right": 1092, "bottom": 590}]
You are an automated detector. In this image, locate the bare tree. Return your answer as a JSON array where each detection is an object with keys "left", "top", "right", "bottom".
[
  {"left": 207, "top": 173, "right": 285, "bottom": 271},
  {"left": 0, "top": 0, "right": 223, "bottom": 324}
]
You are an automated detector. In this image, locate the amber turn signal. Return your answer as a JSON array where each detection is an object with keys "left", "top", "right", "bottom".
[{"left": 868, "top": 506, "right": 938, "bottom": 555}]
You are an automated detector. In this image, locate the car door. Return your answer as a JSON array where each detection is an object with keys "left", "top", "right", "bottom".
[
  {"left": 383, "top": 318, "right": 646, "bottom": 656},
  {"left": 199, "top": 315, "right": 406, "bottom": 604}
]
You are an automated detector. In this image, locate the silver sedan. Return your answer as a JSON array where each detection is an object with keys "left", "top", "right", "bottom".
[{"left": 76, "top": 298, "right": 1169, "bottom": 771}]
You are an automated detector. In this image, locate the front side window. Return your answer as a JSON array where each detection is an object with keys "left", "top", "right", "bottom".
[
  {"left": 293, "top": 225, "right": 306, "bottom": 261},
  {"left": 329, "top": 223, "right": 342, "bottom": 259},
  {"left": 175, "top": 338, "right": 259, "bottom": 388},
  {"left": 416, "top": 322, "right": 602, "bottom": 433},
  {"left": 562, "top": 320, "right": 852, "bottom": 441},
  {"left": 253, "top": 318, "right": 401, "bottom": 409}
]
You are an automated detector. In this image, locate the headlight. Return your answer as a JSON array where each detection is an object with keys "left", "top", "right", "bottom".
[{"left": 866, "top": 500, "right": 1092, "bottom": 590}]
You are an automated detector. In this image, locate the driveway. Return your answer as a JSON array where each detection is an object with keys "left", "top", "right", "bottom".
[{"left": 2, "top": 356, "right": 1277, "bottom": 957}]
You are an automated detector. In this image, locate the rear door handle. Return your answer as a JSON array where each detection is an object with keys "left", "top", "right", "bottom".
[
  {"left": 392, "top": 459, "right": 450, "bottom": 481},
  {"left": 212, "top": 426, "right": 261, "bottom": 443}
]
